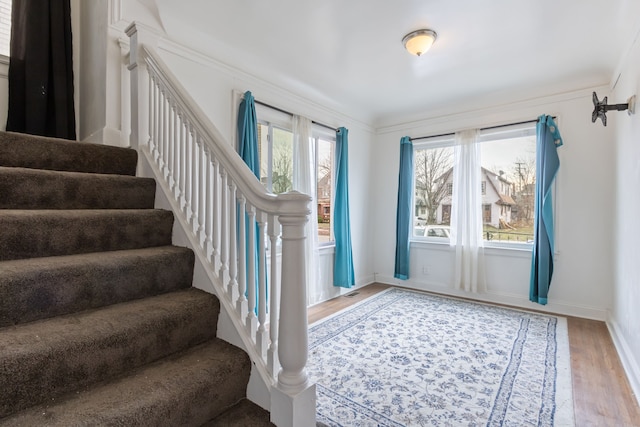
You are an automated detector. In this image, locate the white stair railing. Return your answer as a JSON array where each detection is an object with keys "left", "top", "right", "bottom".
[{"left": 126, "top": 22, "right": 316, "bottom": 427}]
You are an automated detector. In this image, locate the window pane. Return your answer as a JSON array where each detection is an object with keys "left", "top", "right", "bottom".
[
  {"left": 257, "top": 123, "right": 269, "bottom": 188},
  {"left": 413, "top": 146, "right": 454, "bottom": 238},
  {"left": 480, "top": 135, "right": 536, "bottom": 243},
  {"left": 271, "top": 127, "right": 293, "bottom": 194},
  {"left": 0, "top": 0, "right": 10, "bottom": 57},
  {"left": 317, "top": 137, "right": 333, "bottom": 243}
]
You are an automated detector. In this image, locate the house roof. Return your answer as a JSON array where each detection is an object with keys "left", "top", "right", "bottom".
[{"left": 496, "top": 194, "right": 516, "bottom": 206}]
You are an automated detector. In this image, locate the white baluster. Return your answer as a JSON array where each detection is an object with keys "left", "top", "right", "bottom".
[
  {"left": 174, "top": 112, "right": 182, "bottom": 201},
  {"left": 179, "top": 116, "right": 187, "bottom": 212},
  {"left": 256, "top": 211, "right": 268, "bottom": 357},
  {"left": 211, "top": 158, "right": 220, "bottom": 266},
  {"left": 184, "top": 119, "right": 192, "bottom": 222},
  {"left": 227, "top": 181, "right": 238, "bottom": 303},
  {"left": 168, "top": 100, "right": 176, "bottom": 191},
  {"left": 158, "top": 87, "right": 165, "bottom": 174},
  {"left": 151, "top": 77, "right": 159, "bottom": 162},
  {"left": 218, "top": 168, "right": 228, "bottom": 282},
  {"left": 236, "top": 195, "right": 248, "bottom": 319},
  {"left": 190, "top": 129, "right": 200, "bottom": 233},
  {"left": 163, "top": 94, "right": 170, "bottom": 179},
  {"left": 197, "top": 140, "right": 206, "bottom": 245},
  {"left": 246, "top": 206, "right": 257, "bottom": 337},
  {"left": 147, "top": 75, "right": 154, "bottom": 156},
  {"left": 267, "top": 214, "right": 281, "bottom": 376},
  {"left": 204, "top": 148, "right": 213, "bottom": 260},
  {"left": 162, "top": 93, "right": 170, "bottom": 180},
  {"left": 146, "top": 73, "right": 152, "bottom": 150}
]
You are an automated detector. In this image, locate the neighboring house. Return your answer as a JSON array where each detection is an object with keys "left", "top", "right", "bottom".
[
  {"left": 317, "top": 172, "right": 331, "bottom": 222},
  {"left": 435, "top": 167, "right": 515, "bottom": 228}
]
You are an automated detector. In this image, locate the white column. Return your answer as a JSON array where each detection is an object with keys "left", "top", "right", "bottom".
[
  {"left": 125, "top": 23, "right": 150, "bottom": 155},
  {"left": 272, "top": 193, "right": 315, "bottom": 427}
]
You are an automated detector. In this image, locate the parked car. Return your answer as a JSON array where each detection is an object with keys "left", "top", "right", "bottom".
[{"left": 414, "top": 225, "right": 450, "bottom": 238}]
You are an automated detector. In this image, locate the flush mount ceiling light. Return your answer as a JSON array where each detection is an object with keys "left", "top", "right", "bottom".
[{"left": 402, "top": 29, "right": 437, "bottom": 56}]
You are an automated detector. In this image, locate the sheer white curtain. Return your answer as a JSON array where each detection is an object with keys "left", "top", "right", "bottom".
[
  {"left": 450, "top": 129, "right": 485, "bottom": 292},
  {"left": 292, "top": 115, "right": 321, "bottom": 305}
]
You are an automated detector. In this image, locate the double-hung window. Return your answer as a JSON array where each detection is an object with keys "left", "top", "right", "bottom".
[
  {"left": 255, "top": 104, "right": 335, "bottom": 244},
  {"left": 413, "top": 121, "right": 537, "bottom": 246},
  {"left": 313, "top": 128, "right": 335, "bottom": 244}
]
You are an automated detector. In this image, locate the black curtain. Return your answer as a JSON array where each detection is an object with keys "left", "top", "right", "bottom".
[{"left": 6, "top": 0, "right": 76, "bottom": 140}]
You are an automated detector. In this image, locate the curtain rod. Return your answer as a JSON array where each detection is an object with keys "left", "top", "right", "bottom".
[
  {"left": 253, "top": 99, "right": 338, "bottom": 132},
  {"left": 409, "top": 117, "right": 556, "bottom": 142}
]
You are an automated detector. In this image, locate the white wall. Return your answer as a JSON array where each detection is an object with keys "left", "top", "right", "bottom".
[
  {"left": 610, "top": 24, "right": 640, "bottom": 403},
  {"left": 372, "top": 87, "right": 614, "bottom": 320},
  {"left": 78, "top": 0, "right": 108, "bottom": 142}
]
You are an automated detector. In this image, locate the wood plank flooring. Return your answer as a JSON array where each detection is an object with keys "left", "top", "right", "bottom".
[{"left": 308, "top": 283, "right": 640, "bottom": 426}]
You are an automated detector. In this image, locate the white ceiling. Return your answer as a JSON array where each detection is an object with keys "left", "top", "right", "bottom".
[{"left": 153, "top": 0, "right": 640, "bottom": 125}]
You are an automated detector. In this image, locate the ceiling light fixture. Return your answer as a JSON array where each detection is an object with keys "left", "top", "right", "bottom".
[{"left": 402, "top": 29, "right": 437, "bottom": 56}]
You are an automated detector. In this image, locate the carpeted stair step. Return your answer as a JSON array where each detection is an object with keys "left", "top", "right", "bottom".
[
  {"left": 0, "top": 131, "right": 138, "bottom": 175},
  {"left": 0, "top": 209, "right": 174, "bottom": 261},
  {"left": 0, "top": 339, "right": 250, "bottom": 427},
  {"left": 0, "top": 246, "right": 195, "bottom": 327},
  {"left": 0, "top": 288, "right": 219, "bottom": 418},
  {"left": 0, "top": 166, "right": 156, "bottom": 210}
]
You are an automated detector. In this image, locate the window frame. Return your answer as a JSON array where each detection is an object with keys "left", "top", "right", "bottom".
[
  {"left": 410, "top": 122, "right": 539, "bottom": 250},
  {"left": 254, "top": 102, "right": 336, "bottom": 246},
  {"left": 312, "top": 126, "right": 336, "bottom": 246}
]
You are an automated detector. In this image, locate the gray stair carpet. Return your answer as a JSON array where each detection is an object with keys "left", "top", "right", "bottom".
[{"left": 0, "top": 131, "right": 269, "bottom": 426}]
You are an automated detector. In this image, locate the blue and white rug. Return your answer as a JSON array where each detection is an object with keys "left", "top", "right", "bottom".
[{"left": 308, "top": 288, "right": 574, "bottom": 426}]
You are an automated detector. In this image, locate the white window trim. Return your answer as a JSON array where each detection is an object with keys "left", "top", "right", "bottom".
[
  {"left": 411, "top": 121, "right": 538, "bottom": 251},
  {"left": 254, "top": 102, "right": 337, "bottom": 246}
]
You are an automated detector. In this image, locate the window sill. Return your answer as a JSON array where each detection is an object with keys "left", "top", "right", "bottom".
[
  {"left": 410, "top": 238, "right": 533, "bottom": 256},
  {"left": 319, "top": 243, "right": 335, "bottom": 255}
]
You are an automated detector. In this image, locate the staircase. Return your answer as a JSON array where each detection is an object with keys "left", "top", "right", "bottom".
[{"left": 0, "top": 131, "right": 273, "bottom": 426}]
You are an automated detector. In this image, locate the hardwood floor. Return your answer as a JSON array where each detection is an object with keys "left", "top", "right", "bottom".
[{"left": 308, "top": 283, "right": 640, "bottom": 426}]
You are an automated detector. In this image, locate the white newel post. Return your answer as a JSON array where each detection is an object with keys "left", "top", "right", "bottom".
[
  {"left": 272, "top": 192, "right": 316, "bottom": 427},
  {"left": 126, "top": 24, "right": 148, "bottom": 153}
]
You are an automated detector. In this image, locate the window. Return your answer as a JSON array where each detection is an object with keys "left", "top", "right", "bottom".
[
  {"left": 315, "top": 134, "right": 335, "bottom": 244},
  {"left": 412, "top": 138, "right": 454, "bottom": 238},
  {"left": 257, "top": 123, "right": 293, "bottom": 194},
  {"left": 0, "top": 0, "right": 10, "bottom": 57},
  {"left": 413, "top": 122, "right": 537, "bottom": 245},
  {"left": 480, "top": 125, "right": 536, "bottom": 243},
  {"left": 255, "top": 104, "right": 335, "bottom": 244}
]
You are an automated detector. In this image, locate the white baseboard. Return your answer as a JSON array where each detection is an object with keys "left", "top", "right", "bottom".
[
  {"left": 374, "top": 274, "right": 608, "bottom": 320},
  {"left": 607, "top": 318, "right": 640, "bottom": 407},
  {"left": 81, "top": 126, "right": 123, "bottom": 146}
]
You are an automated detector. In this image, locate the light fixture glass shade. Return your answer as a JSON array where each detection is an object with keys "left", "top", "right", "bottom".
[{"left": 402, "top": 29, "right": 437, "bottom": 56}]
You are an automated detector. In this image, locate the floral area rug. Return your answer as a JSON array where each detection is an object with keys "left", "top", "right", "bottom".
[{"left": 308, "top": 288, "right": 574, "bottom": 426}]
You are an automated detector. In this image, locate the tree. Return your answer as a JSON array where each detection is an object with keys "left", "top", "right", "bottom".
[
  {"left": 511, "top": 156, "right": 536, "bottom": 222},
  {"left": 272, "top": 148, "right": 293, "bottom": 194},
  {"left": 414, "top": 148, "right": 453, "bottom": 224}
]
